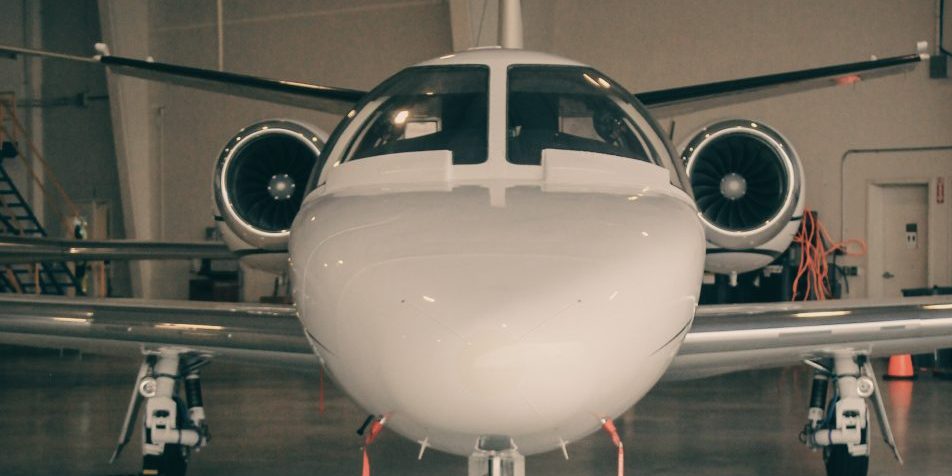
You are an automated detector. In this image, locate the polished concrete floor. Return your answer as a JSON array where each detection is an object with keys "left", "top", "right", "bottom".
[{"left": 1, "top": 345, "right": 951, "bottom": 475}]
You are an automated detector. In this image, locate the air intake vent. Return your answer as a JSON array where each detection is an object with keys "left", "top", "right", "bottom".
[
  {"left": 215, "top": 120, "right": 325, "bottom": 250},
  {"left": 226, "top": 134, "right": 315, "bottom": 232},
  {"left": 681, "top": 120, "right": 801, "bottom": 250},
  {"left": 690, "top": 134, "right": 787, "bottom": 231}
]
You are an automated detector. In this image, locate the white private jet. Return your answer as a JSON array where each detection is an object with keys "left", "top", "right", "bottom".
[{"left": 1, "top": 2, "right": 950, "bottom": 476}]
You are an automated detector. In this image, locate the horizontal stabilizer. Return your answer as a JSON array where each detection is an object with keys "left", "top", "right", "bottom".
[{"left": 0, "top": 43, "right": 366, "bottom": 115}]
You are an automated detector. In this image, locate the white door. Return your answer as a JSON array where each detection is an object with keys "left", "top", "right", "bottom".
[{"left": 878, "top": 184, "right": 929, "bottom": 297}]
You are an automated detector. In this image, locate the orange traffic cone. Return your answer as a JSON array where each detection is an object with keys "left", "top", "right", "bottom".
[{"left": 884, "top": 354, "right": 917, "bottom": 380}]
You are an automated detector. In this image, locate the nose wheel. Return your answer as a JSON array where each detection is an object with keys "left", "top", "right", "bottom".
[
  {"left": 111, "top": 348, "right": 211, "bottom": 476},
  {"left": 800, "top": 353, "right": 902, "bottom": 476}
]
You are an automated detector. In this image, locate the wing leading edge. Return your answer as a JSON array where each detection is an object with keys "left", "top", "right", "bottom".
[{"left": 668, "top": 296, "right": 952, "bottom": 380}]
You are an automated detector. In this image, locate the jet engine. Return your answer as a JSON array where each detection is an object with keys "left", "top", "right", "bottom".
[
  {"left": 213, "top": 120, "right": 326, "bottom": 270},
  {"left": 680, "top": 119, "right": 804, "bottom": 275}
]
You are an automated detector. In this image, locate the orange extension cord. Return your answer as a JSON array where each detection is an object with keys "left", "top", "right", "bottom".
[{"left": 791, "top": 209, "right": 867, "bottom": 301}]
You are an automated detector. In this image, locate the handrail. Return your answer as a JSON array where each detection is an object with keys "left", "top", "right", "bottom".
[
  {"left": 0, "top": 96, "right": 82, "bottom": 227},
  {"left": 0, "top": 101, "right": 82, "bottom": 220}
]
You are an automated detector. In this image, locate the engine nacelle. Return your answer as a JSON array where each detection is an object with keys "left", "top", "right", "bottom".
[
  {"left": 680, "top": 119, "right": 804, "bottom": 275},
  {"left": 213, "top": 120, "right": 326, "bottom": 271}
]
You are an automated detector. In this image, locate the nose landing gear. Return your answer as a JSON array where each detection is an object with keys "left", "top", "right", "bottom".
[
  {"left": 468, "top": 435, "right": 525, "bottom": 476},
  {"left": 111, "top": 348, "right": 211, "bottom": 476},
  {"left": 800, "top": 353, "right": 903, "bottom": 476}
]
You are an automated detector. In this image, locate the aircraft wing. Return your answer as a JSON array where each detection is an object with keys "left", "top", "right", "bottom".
[
  {"left": 0, "top": 294, "right": 316, "bottom": 369},
  {"left": 2, "top": 294, "right": 951, "bottom": 381},
  {"left": 0, "top": 44, "right": 366, "bottom": 115},
  {"left": 636, "top": 49, "right": 928, "bottom": 117},
  {"left": 0, "top": 236, "right": 236, "bottom": 264},
  {"left": 667, "top": 295, "right": 952, "bottom": 380}
]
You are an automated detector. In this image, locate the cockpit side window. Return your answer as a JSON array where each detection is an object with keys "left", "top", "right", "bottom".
[
  {"left": 341, "top": 66, "right": 489, "bottom": 165},
  {"left": 507, "top": 66, "right": 655, "bottom": 166}
]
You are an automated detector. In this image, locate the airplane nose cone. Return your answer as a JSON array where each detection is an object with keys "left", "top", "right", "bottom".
[{"left": 291, "top": 185, "right": 705, "bottom": 455}]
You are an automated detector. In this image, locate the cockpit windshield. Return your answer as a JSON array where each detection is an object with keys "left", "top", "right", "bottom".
[
  {"left": 507, "top": 66, "right": 656, "bottom": 166},
  {"left": 341, "top": 66, "right": 489, "bottom": 165}
]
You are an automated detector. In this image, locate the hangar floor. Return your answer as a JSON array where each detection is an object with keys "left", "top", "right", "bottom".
[{"left": 1, "top": 345, "right": 950, "bottom": 475}]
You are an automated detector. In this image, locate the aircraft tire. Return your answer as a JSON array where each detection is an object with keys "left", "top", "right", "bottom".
[
  {"left": 142, "top": 444, "right": 187, "bottom": 476},
  {"left": 823, "top": 427, "right": 869, "bottom": 476}
]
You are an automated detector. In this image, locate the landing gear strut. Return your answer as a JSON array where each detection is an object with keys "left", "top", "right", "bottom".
[
  {"left": 111, "top": 348, "right": 211, "bottom": 476},
  {"left": 800, "top": 353, "right": 902, "bottom": 476}
]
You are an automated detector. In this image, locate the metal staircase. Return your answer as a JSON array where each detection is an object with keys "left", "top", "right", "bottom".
[{"left": 0, "top": 96, "right": 83, "bottom": 295}]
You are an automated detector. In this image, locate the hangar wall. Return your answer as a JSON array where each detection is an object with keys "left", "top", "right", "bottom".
[{"left": 4, "top": 1, "right": 948, "bottom": 299}]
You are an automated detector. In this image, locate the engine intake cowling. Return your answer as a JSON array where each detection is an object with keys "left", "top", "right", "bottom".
[
  {"left": 214, "top": 120, "right": 325, "bottom": 251},
  {"left": 682, "top": 120, "right": 802, "bottom": 251}
]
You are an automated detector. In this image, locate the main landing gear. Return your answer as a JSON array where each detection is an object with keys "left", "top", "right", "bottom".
[
  {"left": 111, "top": 348, "right": 211, "bottom": 476},
  {"left": 800, "top": 353, "right": 902, "bottom": 476}
]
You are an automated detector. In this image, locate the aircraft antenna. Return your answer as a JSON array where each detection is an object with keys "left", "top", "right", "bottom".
[{"left": 499, "top": 0, "right": 524, "bottom": 49}]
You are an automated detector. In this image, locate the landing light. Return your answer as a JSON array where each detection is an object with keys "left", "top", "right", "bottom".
[
  {"left": 422, "top": 296, "right": 436, "bottom": 303},
  {"left": 794, "top": 310, "right": 851, "bottom": 318}
]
